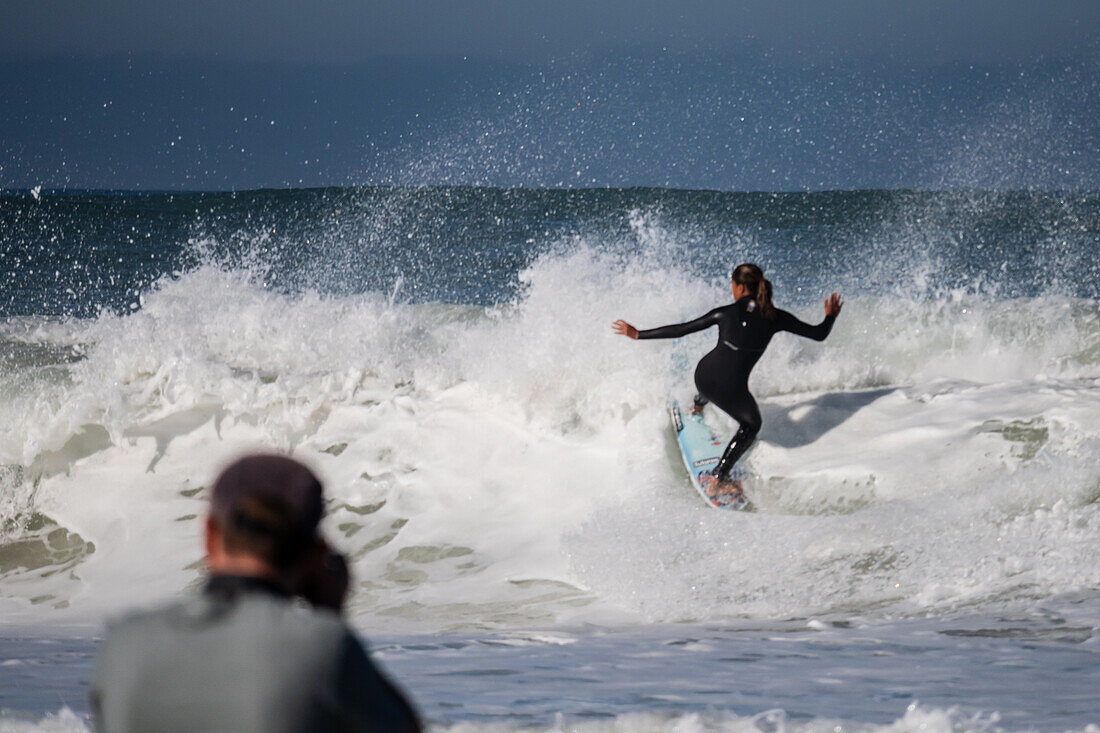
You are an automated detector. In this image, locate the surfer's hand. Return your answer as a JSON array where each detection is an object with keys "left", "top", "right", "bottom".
[
  {"left": 825, "top": 293, "right": 843, "bottom": 317},
  {"left": 612, "top": 319, "right": 639, "bottom": 339}
]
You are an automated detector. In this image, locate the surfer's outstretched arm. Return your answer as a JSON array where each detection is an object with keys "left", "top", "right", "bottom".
[
  {"left": 775, "top": 292, "right": 843, "bottom": 341},
  {"left": 613, "top": 309, "right": 723, "bottom": 341}
]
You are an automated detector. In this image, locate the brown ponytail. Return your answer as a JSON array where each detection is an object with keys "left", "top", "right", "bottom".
[{"left": 731, "top": 263, "right": 776, "bottom": 320}]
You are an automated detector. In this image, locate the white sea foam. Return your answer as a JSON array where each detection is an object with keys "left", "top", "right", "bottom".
[
  {"left": 434, "top": 706, "right": 1009, "bottom": 733},
  {"left": 0, "top": 709, "right": 87, "bottom": 733},
  {"left": 1, "top": 241, "right": 1099, "bottom": 631},
  {"left": 0, "top": 704, "right": 1081, "bottom": 733}
]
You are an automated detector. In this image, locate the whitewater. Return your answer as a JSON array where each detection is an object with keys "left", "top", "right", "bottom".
[{"left": 1, "top": 187, "right": 1098, "bottom": 730}]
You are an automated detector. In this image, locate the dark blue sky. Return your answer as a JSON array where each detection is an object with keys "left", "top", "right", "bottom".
[{"left": 2, "top": 1, "right": 1097, "bottom": 191}]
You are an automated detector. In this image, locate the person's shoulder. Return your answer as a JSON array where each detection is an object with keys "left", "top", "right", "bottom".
[
  {"left": 237, "top": 593, "right": 360, "bottom": 652},
  {"left": 100, "top": 593, "right": 363, "bottom": 678},
  {"left": 95, "top": 596, "right": 205, "bottom": 674},
  {"left": 102, "top": 596, "right": 198, "bottom": 638},
  {"left": 105, "top": 591, "right": 341, "bottom": 637},
  {"left": 722, "top": 299, "right": 761, "bottom": 320},
  {"left": 285, "top": 602, "right": 354, "bottom": 645},
  {"left": 103, "top": 589, "right": 355, "bottom": 644}
]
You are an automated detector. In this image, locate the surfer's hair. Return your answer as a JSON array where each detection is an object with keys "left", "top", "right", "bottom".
[{"left": 731, "top": 263, "right": 775, "bottom": 320}]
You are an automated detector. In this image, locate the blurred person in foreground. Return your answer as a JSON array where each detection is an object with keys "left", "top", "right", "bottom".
[{"left": 90, "top": 453, "right": 421, "bottom": 733}]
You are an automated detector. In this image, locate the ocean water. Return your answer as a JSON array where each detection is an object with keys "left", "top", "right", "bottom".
[{"left": 1, "top": 187, "right": 1099, "bottom": 731}]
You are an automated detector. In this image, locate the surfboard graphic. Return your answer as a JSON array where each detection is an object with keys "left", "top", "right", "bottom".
[{"left": 669, "top": 399, "right": 749, "bottom": 510}]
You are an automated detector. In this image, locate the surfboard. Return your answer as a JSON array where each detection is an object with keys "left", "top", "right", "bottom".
[{"left": 669, "top": 399, "right": 749, "bottom": 510}]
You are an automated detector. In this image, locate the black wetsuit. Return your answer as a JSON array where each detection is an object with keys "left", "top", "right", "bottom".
[{"left": 639, "top": 296, "right": 835, "bottom": 481}]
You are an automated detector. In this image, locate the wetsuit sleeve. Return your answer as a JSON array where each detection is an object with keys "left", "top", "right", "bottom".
[
  {"left": 774, "top": 309, "right": 835, "bottom": 341},
  {"left": 636, "top": 308, "right": 723, "bottom": 340},
  {"left": 337, "top": 634, "right": 422, "bottom": 733}
]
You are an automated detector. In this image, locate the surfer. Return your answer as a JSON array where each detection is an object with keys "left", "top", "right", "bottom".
[{"left": 613, "top": 263, "right": 842, "bottom": 497}]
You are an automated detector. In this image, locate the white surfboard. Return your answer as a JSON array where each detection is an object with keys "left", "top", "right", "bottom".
[{"left": 669, "top": 399, "right": 749, "bottom": 510}]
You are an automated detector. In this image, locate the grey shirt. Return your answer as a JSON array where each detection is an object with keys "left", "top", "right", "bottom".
[{"left": 90, "top": 576, "right": 419, "bottom": 733}]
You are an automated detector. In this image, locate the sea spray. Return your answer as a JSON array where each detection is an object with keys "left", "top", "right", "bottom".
[{"left": 0, "top": 187, "right": 1098, "bottom": 631}]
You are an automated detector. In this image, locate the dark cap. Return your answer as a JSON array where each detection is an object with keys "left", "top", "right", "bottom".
[{"left": 210, "top": 454, "right": 324, "bottom": 562}]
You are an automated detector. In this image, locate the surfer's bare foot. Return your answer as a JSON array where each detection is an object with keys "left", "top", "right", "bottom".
[
  {"left": 690, "top": 403, "right": 704, "bottom": 416},
  {"left": 701, "top": 475, "right": 717, "bottom": 496},
  {"left": 703, "top": 475, "right": 744, "bottom": 501}
]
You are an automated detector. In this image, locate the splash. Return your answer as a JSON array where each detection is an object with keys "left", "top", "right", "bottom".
[{"left": 0, "top": 231, "right": 1097, "bottom": 629}]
